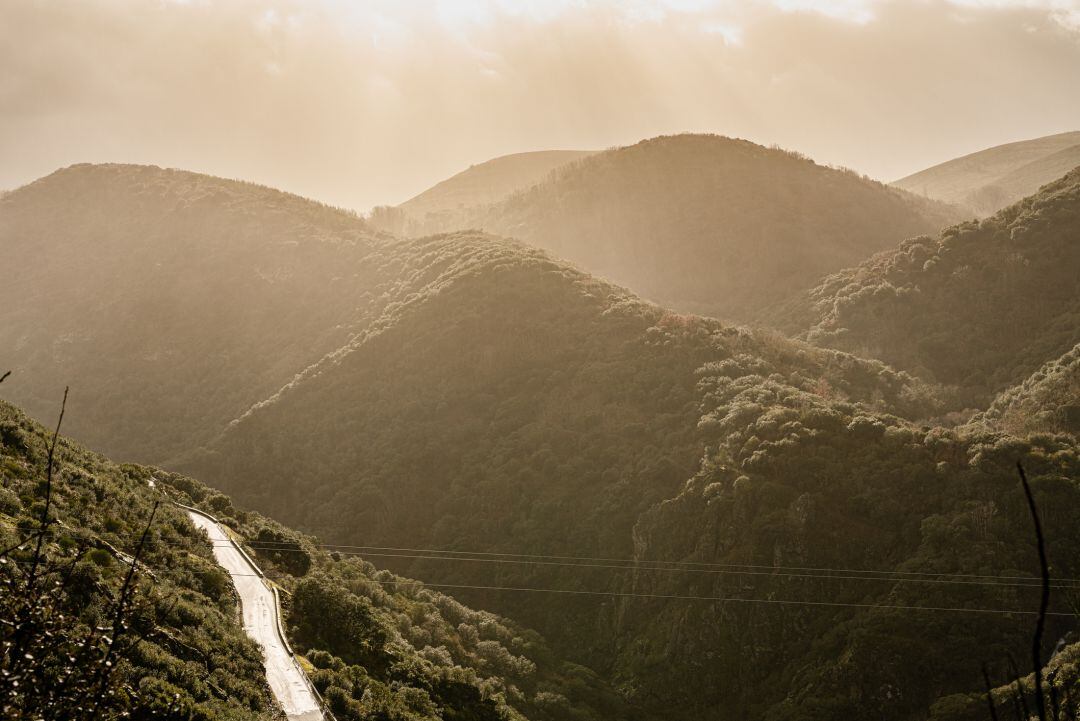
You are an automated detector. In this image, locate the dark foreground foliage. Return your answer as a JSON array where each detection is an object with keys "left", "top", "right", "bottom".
[
  {"left": 0, "top": 396, "right": 638, "bottom": 721},
  {"left": 0, "top": 397, "right": 276, "bottom": 720}
]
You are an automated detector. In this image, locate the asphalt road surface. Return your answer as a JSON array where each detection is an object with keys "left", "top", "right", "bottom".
[{"left": 187, "top": 510, "right": 324, "bottom": 721}]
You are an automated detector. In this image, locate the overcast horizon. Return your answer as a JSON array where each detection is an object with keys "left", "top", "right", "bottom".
[{"left": 2, "top": 0, "right": 1079, "bottom": 211}]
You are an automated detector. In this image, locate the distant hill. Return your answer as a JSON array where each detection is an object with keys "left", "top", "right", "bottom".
[
  {"left": 379, "top": 134, "right": 963, "bottom": 323},
  {"left": 372, "top": 150, "right": 595, "bottom": 235},
  {"left": 400, "top": 149, "right": 596, "bottom": 213},
  {"left": 786, "top": 167, "right": 1080, "bottom": 405},
  {"left": 893, "top": 130, "right": 1080, "bottom": 215},
  {"left": 0, "top": 163, "right": 400, "bottom": 463}
]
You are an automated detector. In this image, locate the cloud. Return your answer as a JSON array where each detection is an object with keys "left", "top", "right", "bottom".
[{"left": 0, "top": 0, "right": 1078, "bottom": 209}]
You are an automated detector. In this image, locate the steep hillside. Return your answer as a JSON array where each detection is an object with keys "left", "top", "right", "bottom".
[
  {"left": 971, "top": 342, "right": 1080, "bottom": 437},
  {"left": 6, "top": 163, "right": 1077, "bottom": 721},
  {"left": 379, "top": 150, "right": 595, "bottom": 232},
  {"left": 0, "top": 396, "right": 284, "bottom": 720},
  {"left": 982, "top": 143, "right": 1080, "bottom": 213},
  {"left": 789, "top": 168, "right": 1080, "bottom": 406},
  {"left": 894, "top": 130, "right": 1080, "bottom": 215},
  {"left": 385, "top": 134, "right": 962, "bottom": 323},
  {"left": 0, "top": 163, "right": 399, "bottom": 464},
  {"left": 179, "top": 237, "right": 1080, "bottom": 720},
  {"left": 615, "top": 354, "right": 1080, "bottom": 720},
  {"left": 0, "top": 396, "right": 638, "bottom": 721}
]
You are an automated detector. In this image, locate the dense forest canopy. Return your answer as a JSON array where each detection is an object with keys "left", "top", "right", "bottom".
[
  {"left": 782, "top": 167, "right": 1080, "bottom": 408},
  {"left": 371, "top": 134, "right": 963, "bottom": 323}
]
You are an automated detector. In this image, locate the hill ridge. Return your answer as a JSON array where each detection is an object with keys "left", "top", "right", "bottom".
[{"left": 379, "top": 133, "right": 964, "bottom": 323}]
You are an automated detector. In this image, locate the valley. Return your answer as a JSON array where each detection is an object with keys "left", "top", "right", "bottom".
[{"left": 2, "top": 138, "right": 1079, "bottom": 719}]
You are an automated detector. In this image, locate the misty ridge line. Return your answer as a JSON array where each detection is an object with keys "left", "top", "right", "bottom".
[{"left": 5, "top": 0, "right": 1080, "bottom": 209}]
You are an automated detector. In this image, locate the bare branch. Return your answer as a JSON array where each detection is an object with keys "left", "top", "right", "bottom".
[
  {"left": 1019, "top": 460, "right": 1051, "bottom": 721},
  {"left": 28, "top": 387, "right": 68, "bottom": 586},
  {"left": 0, "top": 370, "right": 10, "bottom": 385},
  {"left": 981, "top": 664, "right": 1000, "bottom": 721},
  {"left": 90, "top": 500, "right": 159, "bottom": 713},
  {"left": 1008, "top": 654, "right": 1032, "bottom": 721}
]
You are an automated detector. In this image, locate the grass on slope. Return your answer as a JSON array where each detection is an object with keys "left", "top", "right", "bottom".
[{"left": 893, "top": 130, "right": 1080, "bottom": 215}]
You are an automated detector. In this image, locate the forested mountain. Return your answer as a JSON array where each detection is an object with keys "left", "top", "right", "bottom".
[
  {"left": 0, "top": 163, "right": 403, "bottom": 464},
  {"left": 894, "top": 130, "right": 1080, "bottom": 216},
  {"left": 377, "top": 134, "right": 962, "bottom": 323},
  {"left": 612, "top": 348, "right": 1080, "bottom": 720},
  {"left": 783, "top": 167, "right": 1080, "bottom": 407},
  {"left": 0, "top": 397, "right": 638, "bottom": 721},
  {"left": 3, "top": 163, "right": 1078, "bottom": 720},
  {"left": 173, "top": 229, "right": 1075, "bottom": 719},
  {"left": 372, "top": 150, "right": 596, "bottom": 235}
]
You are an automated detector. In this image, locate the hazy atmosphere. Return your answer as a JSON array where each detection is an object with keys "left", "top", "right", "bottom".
[
  {"left": 3, "top": 0, "right": 1080, "bottom": 209},
  {"left": 3, "top": 2, "right": 1080, "bottom": 721}
]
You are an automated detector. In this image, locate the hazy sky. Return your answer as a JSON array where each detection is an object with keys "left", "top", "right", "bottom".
[{"left": 2, "top": 0, "right": 1079, "bottom": 210}]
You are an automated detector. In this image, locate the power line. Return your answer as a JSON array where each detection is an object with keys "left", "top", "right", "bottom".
[
  {"left": 216, "top": 537, "right": 1080, "bottom": 585},
  {"left": 147, "top": 565, "right": 1080, "bottom": 618},
  {"left": 10, "top": 539, "right": 1077, "bottom": 617},
  {"left": 10, "top": 527, "right": 1078, "bottom": 591},
  {"left": 199, "top": 541, "right": 1080, "bottom": 591},
  {"left": 361, "top": 579, "right": 1079, "bottom": 618}
]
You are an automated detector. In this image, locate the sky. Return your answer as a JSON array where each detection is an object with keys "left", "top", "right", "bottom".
[{"left": 1, "top": 0, "right": 1079, "bottom": 211}]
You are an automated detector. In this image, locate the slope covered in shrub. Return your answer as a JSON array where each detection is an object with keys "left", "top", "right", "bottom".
[
  {"left": 0, "top": 396, "right": 638, "bottom": 721},
  {"left": 972, "top": 342, "right": 1080, "bottom": 438},
  {"left": 785, "top": 168, "right": 1080, "bottom": 406},
  {"left": 609, "top": 351, "right": 1080, "bottom": 719},
  {"left": 0, "top": 398, "right": 277, "bottom": 720}
]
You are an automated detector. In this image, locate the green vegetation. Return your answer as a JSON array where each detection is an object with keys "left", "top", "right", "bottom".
[
  {"left": 0, "top": 397, "right": 640, "bottom": 721},
  {"left": 180, "top": 225, "right": 939, "bottom": 661},
  {"left": 972, "top": 343, "right": 1080, "bottom": 438},
  {"left": 610, "top": 351, "right": 1080, "bottom": 719},
  {"left": 166, "top": 442, "right": 645, "bottom": 721},
  {"left": 3, "top": 160, "right": 1078, "bottom": 721},
  {"left": 0, "top": 163, "right": 395, "bottom": 463},
  {"left": 381, "top": 134, "right": 962, "bottom": 322},
  {"left": 0, "top": 399, "right": 275, "bottom": 720},
  {"left": 788, "top": 168, "right": 1080, "bottom": 407}
]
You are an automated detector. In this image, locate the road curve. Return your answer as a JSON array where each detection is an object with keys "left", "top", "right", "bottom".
[{"left": 187, "top": 510, "right": 324, "bottom": 721}]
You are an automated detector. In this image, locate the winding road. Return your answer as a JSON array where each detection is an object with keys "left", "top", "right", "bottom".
[{"left": 186, "top": 509, "right": 324, "bottom": 721}]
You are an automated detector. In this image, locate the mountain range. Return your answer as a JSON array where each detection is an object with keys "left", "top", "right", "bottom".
[
  {"left": 370, "top": 134, "right": 963, "bottom": 323},
  {"left": 2, "top": 133, "right": 1079, "bottom": 720}
]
